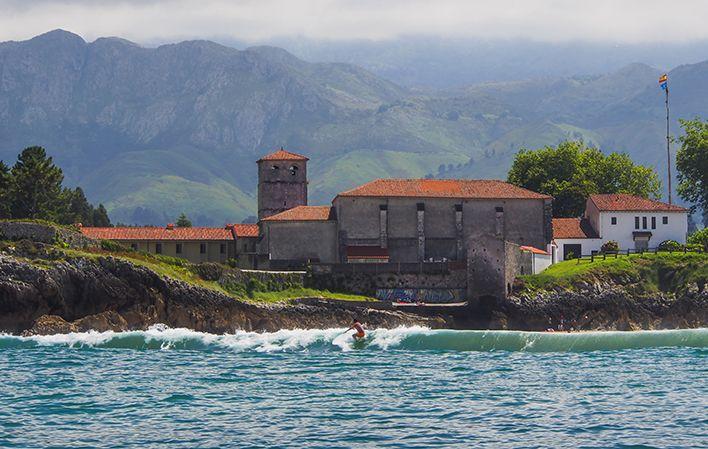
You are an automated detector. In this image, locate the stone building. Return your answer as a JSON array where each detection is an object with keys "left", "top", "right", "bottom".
[{"left": 257, "top": 149, "right": 553, "bottom": 273}]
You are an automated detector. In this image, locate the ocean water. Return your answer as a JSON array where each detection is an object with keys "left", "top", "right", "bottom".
[{"left": 0, "top": 326, "right": 706, "bottom": 449}]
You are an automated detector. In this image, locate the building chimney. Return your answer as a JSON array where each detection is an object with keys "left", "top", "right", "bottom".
[{"left": 166, "top": 223, "right": 175, "bottom": 230}]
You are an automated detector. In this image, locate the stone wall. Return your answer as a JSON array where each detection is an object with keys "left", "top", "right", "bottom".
[
  {"left": 0, "top": 221, "right": 97, "bottom": 249},
  {"left": 466, "top": 234, "right": 521, "bottom": 302},
  {"left": 193, "top": 263, "right": 305, "bottom": 293},
  {"left": 308, "top": 266, "right": 467, "bottom": 297},
  {"left": 262, "top": 220, "right": 338, "bottom": 264}
]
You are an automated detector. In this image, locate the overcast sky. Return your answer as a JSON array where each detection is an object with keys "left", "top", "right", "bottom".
[{"left": 1, "top": 0, "right": 707, "bottom": 44}]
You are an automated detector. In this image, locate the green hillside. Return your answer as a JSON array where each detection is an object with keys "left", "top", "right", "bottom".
[{"left": 0, "top": 30, "right": 705, "bottom": 224}]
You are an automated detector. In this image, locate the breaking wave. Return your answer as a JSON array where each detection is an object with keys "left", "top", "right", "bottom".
[{"left": 0, "top": 325, "right": 706, "bottom": 353}]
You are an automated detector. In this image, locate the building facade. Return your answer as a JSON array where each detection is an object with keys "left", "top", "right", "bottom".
[
  {"left": 81, "top": 223, "right": 259, "bottom": 265},
  {"left": 552, "top": 194, "right": 688, "bottom": 261}
]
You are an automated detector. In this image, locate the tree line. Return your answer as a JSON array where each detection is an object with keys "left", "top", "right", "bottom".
[
  {"left": 0, "top": 146, "right": 111, "bottom": 226},
  {"left": 507, "top": 118, "right": 707, "bottom": 223}
]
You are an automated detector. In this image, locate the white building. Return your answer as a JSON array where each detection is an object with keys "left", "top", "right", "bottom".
[{"left": 552, "top": 194, "right": 688, "bottom": 261}]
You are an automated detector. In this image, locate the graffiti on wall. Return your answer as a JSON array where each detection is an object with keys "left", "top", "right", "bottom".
[{"left": 375, "top": 288, "right": 465, "bottom": 303}]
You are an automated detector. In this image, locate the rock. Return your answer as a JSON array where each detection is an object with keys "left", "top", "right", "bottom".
[
  {"left": 23, "top": 315, "right": 77, "bottom": 335},
  {"left": 0, "top": 254, "right": 442, "bottom": 335}
]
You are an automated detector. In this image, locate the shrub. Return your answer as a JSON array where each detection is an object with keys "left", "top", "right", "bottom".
[
  {"left": 687, "top": 228, "right": 708, "bottom": 251},
  {"left": 658, "top": 240, "right": 682, "bottom": 252},
  {"left": 100, "top": 239, "right": 128, "bottom": 252},
  {"left": 685, "top": 243, "right": 703, "bottom": 252},
  {"left": 601, "top": 240, "right": 619, "bottom": 253}
]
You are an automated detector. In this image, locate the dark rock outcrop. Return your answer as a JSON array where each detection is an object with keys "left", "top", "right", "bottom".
[
  {"left": 480, "top": 280, "right": 708, "bottom": 331},
  {"left": 0, "top": 254, "right": 446, "bottom": 335}
]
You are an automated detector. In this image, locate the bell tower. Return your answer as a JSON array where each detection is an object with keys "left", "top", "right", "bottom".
[{"left": 257, "top": 148, "right": 308, "bottom": 220}]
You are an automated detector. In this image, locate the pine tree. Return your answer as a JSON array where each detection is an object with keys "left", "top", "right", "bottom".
[
  {"left": 176, "top": 213, "right": 192, "bottom": 227},
  {"left": 92, "top": 204, "right": 111, "bottom": 227},
  {"left": 10, "top": 147, "right": 64, "bottom": 220},
  {"left": 0, "top": 161, "right": 11, "bottom": 218},
  {"left": 62, "top": 187, "right": 94, "bottom": 225}
]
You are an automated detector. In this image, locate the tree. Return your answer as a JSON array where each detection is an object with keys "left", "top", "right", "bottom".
[
  {"left": 0, "top": 161, "right": 11, "bottom": 218},
  {"left": 176, "top": 213, "right": 192, "bottom": 227},
  {"left": 62, "top": 187, "right": 94, "bottom": 225},
  {"left": 676, "top": 118, "right": 708, "bottom": 226},
  {"left": 507, "top": 141, "right": 661, "bottom": 217},
  {"left": 92, "top": 204, "right": 111, "bottom": 227},
  {"left": 10, "top": 146, "right": 65, "bottom": 220}
]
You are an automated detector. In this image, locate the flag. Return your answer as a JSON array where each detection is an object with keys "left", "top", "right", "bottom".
[{"left": 659, "top": 74, "right": 668, "bottom": 90}]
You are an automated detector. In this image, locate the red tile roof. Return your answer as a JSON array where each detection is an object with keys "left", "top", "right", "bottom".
[
  {"left": 519, "top": 245, "right": 550, "bottom": 255},
  {"left": 336, "top": 179, "right": 551, "bottom": 200},
  {"left": 589, "top": 194, "right": 687, "bottom": 212},
  {"left": 81, "top": 226, "right": 235, "bottom": 241},
  {"left": 257, "top": 148, "right": 309, "bottom": 162},
  {"left": 552, "top": 218, "right": 599, "bottom": 239},
  {"left": 232, "top": 224, "right": 259, "bottom": 238},
  {"left": 261, "top": 206, "right": 335, "bottom": 222}
]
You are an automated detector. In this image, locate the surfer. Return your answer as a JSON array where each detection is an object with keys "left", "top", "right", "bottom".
[{"left": 347, "top": 319, "right": 365, "bottom": 340}]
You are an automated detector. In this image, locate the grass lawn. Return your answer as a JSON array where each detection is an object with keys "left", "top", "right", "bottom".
[
  {"left": 520, "top": 251, "right": 708, "bottom": 293},
  {"left": 249, "top": 288, "right": 374, "bottom": 304}
]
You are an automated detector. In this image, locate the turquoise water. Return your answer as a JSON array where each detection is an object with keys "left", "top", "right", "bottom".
[{"left": 1, "top": 326, "right": 706, "bottom": 448}]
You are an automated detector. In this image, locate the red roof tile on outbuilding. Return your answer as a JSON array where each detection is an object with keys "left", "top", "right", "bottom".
[
  {"left": 257, "top": 148, "right": 309, "bottom": 162},
  {"left": 261, "top": 206, "right": 335, "bottom": 222},
  {"left": 336, "top": 179, "right": 551, "bottom": 200},
  {"left": 589, "top": 194, "right": 686, "bottom": 212},
  {"left": 519, "top": 245, "right": 549, "bottom": 255},
  {"left": 552, "top": 218, "right": 599, "bottom": 239},
  {"left": 81, "top": 226, "right": 235, "bottom": 241},
  {"left": 232, "top": 224, "right": 259, "bottom": 238}
]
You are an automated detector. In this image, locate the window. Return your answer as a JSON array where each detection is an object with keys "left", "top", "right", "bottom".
[
  {"left": 663, "top": 216, "right": 668, "bottom": 225},
  {"left": 642, "top": 217, "right": 647, "bottom": 229},
  {"left": 611, "top": 217, "right": 617, "bottom": 225},
  {"left": 130, "top": 243, "right": 138, "bottom": 250},
  {"left": 271, "top": 165, "right": 279, "bottom": 170},
  {"left": 243, "top": 243, "right": 248, "bottom": 252},
  {"left": 651, "top": 217, "right": 656, "bottom": 229},
  {"left": 176, "top": 243, "right": 182, "bottom": 254},
  {"left": 635, "top": 217, "right": 640, "bottom": 229},
  {"left": 155, "top": 243, "right": 162, "bottom": 254},
  {"left": 289, "top": 165, "right": 298, "bottom": 176},
  {"left": 220, "top": 244, "right": 226, "bottom": 254},
  {"left": 200, "top": 243, "right": 207, "bottom": 254}
]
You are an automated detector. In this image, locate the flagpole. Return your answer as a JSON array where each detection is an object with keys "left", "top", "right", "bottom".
[{"left": 664, "top": 78, "right": 672, "bottom": 204}]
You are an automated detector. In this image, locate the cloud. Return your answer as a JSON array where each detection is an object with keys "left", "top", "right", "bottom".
[{"left": 0, "top": 0, "right": 706, "bottom": 44}]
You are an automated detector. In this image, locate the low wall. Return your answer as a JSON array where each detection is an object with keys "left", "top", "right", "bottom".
[
  {"left": 0, "top": 221, "right": 98, "bottom": 249},
  {"left": 308, "top": 265, "right": 467, "bottom": 301},
  {"left": 194, "top": 263, "right": 305, "bottom": 293}
]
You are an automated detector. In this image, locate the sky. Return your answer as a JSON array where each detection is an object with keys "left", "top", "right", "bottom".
[{"left": 0, "top": 0, "right": 707, "bottom": 45}]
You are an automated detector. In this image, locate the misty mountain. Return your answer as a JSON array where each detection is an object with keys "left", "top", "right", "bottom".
[
  {"left": 0, "top": 30, "right": 706, "bottom": 225},
  {"left": 233, "top": 36, "right": 708, "bottom": 88}
]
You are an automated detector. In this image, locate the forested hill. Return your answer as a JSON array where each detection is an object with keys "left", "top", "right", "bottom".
[{"left": 1, "top": 30, "right": 706, "bottom": 225}]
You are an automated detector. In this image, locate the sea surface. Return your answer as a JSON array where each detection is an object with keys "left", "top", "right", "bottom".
[{"left": 0, "top": 326, "right": 706, "bottom": 449}]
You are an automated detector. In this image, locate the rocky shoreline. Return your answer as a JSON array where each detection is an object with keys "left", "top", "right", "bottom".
[
  {"left": 1, "top": 250, "right": 706, "bottom": 335},
  {"left": 0, "top": 253, "right": 449, "bottom": 336}
]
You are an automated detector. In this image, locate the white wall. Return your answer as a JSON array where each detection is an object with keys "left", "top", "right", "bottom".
[
  {"left": 553, "top": 238, "right": 603, "bottom": 261},
  {"left": 592, "top": 211, "right": 688, "bottom": 250},
  {"left": 532, "top": 253, "right": 552, "bottom": 273}
]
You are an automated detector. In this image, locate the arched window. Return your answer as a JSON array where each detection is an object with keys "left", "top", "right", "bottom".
[{"left": 289, "top": 165, "right": 298, "bottom": 176}]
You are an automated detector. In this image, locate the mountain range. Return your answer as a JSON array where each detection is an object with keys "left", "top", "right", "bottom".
[{"left": 0, "top": 30, "right": 706, "bottom": 225}]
